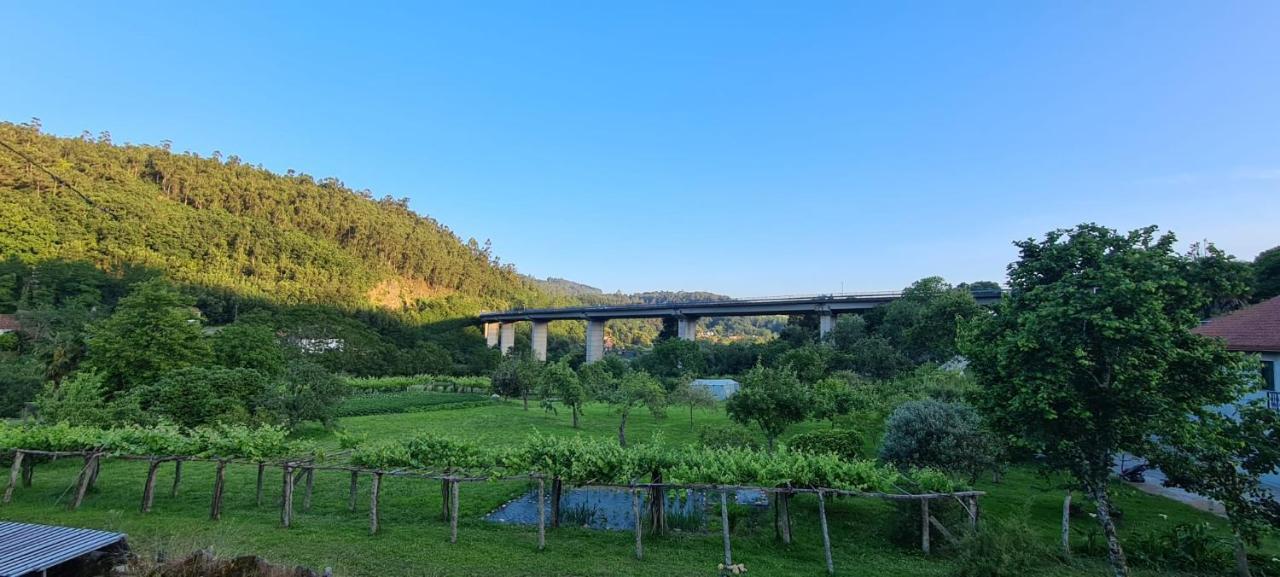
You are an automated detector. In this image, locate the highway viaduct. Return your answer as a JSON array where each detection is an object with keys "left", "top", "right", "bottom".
[{"left": 477, "top": 290, "right": 1002, "bottom": 362}]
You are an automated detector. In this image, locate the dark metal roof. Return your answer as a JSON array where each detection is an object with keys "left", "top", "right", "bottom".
[{"left": 0, "top": 522, "right": 126, "bottom": 577}]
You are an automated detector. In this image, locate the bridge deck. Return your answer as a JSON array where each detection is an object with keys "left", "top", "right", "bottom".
[{"left": 478, "top": 290, "right": 1001, "bottom": 322}]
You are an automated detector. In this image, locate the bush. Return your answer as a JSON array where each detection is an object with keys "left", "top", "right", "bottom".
[
  {"left": 787, "top": 429, "right": 863, "bottom": 460},
  {"left": 136, "top": 366, "right": 274, "bottom": 428},
  {"left": 277, "top": 359, "right": 346, "bottom": 428},
  {"left": 35, "top": 370, "right": 110, "bottom": 425},
  {"left": 951, "top": 517, "right": 1055, "bottom": 577},
  {"left": 698, "top": 424, "right": 761, "bottom": 451},
  {"left": 879, "top": 399, "right": 1000, "bottom": 481},
  {"left": 0, "top": 356, "right": 42, "bottom": 417},
  {"left": 335, "top": 392, "right": 492, "bottom": 417},
  {"left": 1127, "top": 522, "right": 1231, "bottom": 572}
]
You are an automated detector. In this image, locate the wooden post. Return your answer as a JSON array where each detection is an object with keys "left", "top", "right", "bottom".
[
  {"left": 369, "top": 472, "right": 382, "bottom": 535},
  {"left": 450, "top": 478, "right": 460, "bottom": 543},
  {"left": 4, "top": 450, "right": 23, "bottom": 503},
  {"left": 256, "top": 463, "right": 265, "bottom": 506},
  {"left": 632, "top": 489, "right": 643, "bottom": 560},
  {"left": 551, "top": 478, "right": 562, "bottom": 528},
  {"left": 440, "top": 479, "right": 451, "bottom": 521},
  {"left": 86, "top": 454, "right": 100, "bottom": 490},
  {"left": 537, "top": 478, "right": 546, "bottom": 551},
  {"left": 171, "top": 460, "right": 183, "bottom": 497},
  {"left": 21, "top": 456, "right": 32, "bottom": 488},
  {"left": 348, "top": 470, "right": 359, "bottom": 512},
  {"left": 141, "top": 459, "right": 161, "bottom": 513},
  {"left": 920, "top": 498, "right": 930, "bottom": 554},
  {"left": 1061, "top": 491, "right": 1071, "bottom": 557},
  {"left": 282, "top": 464, "right": 294, "bottom": 528},
  {"left": 210, "top": 460, "right": 226, "bottom": 521},
  {"left": 720, "top": 490, "right": 733, "bottom": 566},
  {"left": 778, "top": 491, "right": 793, "bottom": 544},
  {"left": 303, "top": 467, "right": 315, "bottom": 512},
  {"left": 71, "top": 453, "right": 97, "bottom": 510},
  {"left": 817, "top": 490, "right": 834, "bottom": 575}
]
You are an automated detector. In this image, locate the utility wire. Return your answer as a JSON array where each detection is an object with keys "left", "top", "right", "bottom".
[{"left": 0, "top": 138, "right": 116, "bottom": 217}]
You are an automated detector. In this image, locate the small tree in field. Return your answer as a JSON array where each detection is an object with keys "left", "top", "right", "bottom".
[
  {"left": 726, "top": 364, "right": 810, "bottom": 452},
  {"left": 491, "top": 355, "right": 541, "bottom": 410},
  {"left": 539, "top": 360, "right": 586, "bottom": 427},
  {"left": 669, "top": 378, "right": 717, "bottom": 429},
  {"left": 961, "top": 224, "right": 1249, "bottom": 577},
  {"left": 598, "top": 370, "right": 665, "bottom": 447}
]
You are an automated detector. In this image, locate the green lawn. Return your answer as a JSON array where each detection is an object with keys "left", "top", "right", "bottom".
[{"left": 1, "top": 400, "right": 1272, "bottom": 576}]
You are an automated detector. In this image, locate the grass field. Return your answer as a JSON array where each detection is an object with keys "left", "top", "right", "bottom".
[{"left": 2, "top": 400, "right": 1274, "bottom": 576}]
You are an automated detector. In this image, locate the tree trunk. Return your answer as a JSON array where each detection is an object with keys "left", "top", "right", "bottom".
[
  {"left": 1233, "top": 529, "right": 1253, "bottom": 577},
  {"left": 689, "top": 404, "right": 694, "bottom": 429},
  {"left": 572, "top": 406, "right": 579, "bottom": 428},
  {"left": 523, "top": 391, "right": 529, "bottom": 411},
  {"left": 618, "top": 413, "right": 628, "bottom": 448},
  {"left": 1088, "top": 483, "right": 1130, "bottom": 577}
]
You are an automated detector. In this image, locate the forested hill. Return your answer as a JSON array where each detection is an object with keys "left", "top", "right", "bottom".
[{"left": 0, "top": 121, "right": 548, "bottom": 319}]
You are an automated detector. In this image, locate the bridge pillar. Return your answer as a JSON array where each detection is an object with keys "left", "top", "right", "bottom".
[
  {"left": 499, "top": 322, "right": 516, "bottom": 356},
  {"left": 818, "top": 313, "right": 836, "bottom": 340},
  {"left": 676, "top": 317, "right": 699, "bottom": 341},
  {"left": 585, "top": 319, "right": 606, "bottom": 363},
  {"left": 483, "top": 322, "right": 499, "bottom": 348},
  {"left": 531, "top": 321, "right": 549, "bottom": 361}
]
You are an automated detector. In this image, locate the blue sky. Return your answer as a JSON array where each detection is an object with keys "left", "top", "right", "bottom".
[{"left": 3, "top": 2, "right": 1277, "bottom": 296}]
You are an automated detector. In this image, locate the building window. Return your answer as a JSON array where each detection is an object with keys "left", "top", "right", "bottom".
[{"left": 1264, "top": 360, "right": 1276, "bottom": 392}]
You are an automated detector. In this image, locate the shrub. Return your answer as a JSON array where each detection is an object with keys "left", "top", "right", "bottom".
[
  {"left": 787, "top": 429, "right": 863, "bottom": 460},
  {"left": 137, "top": 366, "right": 274, "bottom": 428},
  {"left": 951, "top": 517, "right": 1055, "bottom": 577},
  {"left": 698, "top": 424, "right": 761, "bottom": 451},
  {"left": 1127, "top": 522, "right": 1231, "bottom": 572},
  {"left": 0, "top": 356, "right": 42, "bottom": 417},
  {"left": 35, "top": 370, "right": 110, "bottom": 425},
  {"left": 879, "top": 399, "right": 1000, "bottom": 481},
  {"left": 277, "top": 359, "right": 346, "bottom": 428}
]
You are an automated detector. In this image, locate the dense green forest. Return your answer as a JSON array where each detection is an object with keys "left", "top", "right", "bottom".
[{"left": 0, "top": 120, "right": 548, "bottom": 313}]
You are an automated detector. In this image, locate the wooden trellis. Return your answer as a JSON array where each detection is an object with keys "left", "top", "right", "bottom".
[{"left": 2, "top": 448, "right": 985, "bottom": 575}]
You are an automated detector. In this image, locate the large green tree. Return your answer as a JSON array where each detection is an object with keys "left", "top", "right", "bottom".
[
  {"left": 726, "top": 364, "right": 811, "bottom": 451},
  {"left": 961, "top": 224, "right": 1249, "bottom": 577},
  {"left": 1254, "top": 245, "right": 1280, "bottom": 301},
  {"left": 85, "top": 278, "right": 211, "bottom": 393}
]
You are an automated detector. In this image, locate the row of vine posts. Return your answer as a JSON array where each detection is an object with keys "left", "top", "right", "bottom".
[{"left": 3, "top": 448, "right": 985, "bottom": 575}]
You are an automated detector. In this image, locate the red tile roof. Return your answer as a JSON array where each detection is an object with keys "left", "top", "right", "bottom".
[
  {"left": 1193, "top": 297, "right": 1280, "bottom": 353},
  {"left": 0, "top": 314, "right": 19, "bottom": 332}
]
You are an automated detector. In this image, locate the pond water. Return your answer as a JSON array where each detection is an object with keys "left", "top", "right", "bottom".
[{"left": 485, "top": 486, "right": 769, "bottom": 532}]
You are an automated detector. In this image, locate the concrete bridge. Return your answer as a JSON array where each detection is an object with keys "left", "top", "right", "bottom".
[{"left": 478, "top": 289, "right": 1002, "bottom": 362}]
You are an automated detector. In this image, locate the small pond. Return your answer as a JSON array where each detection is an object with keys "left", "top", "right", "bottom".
[{"left": 486, "top": 486, "right": 769, "bottom": 532}]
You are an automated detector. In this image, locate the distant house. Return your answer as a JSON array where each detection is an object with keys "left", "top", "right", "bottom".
[
  {"left": 0, "top": 314, "right": 20, "bottom": 335},
  {"left": 691, "top": 378, "right": 739, "bottom": 401},
  {"left": 1193, "top": 296, "right": 1280, "bottom": 407}
]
